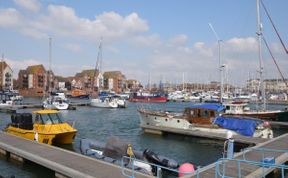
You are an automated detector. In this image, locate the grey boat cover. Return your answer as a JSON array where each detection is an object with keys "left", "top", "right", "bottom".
[{"left": 103, "top": 136, "right": 129, "bottom": 159}]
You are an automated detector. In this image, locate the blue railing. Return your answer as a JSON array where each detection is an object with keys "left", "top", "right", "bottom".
[
  {"left": 215, "top": 158, "right": 288, "bottom": 178},
  {"left": 242, "top": 147, "right": 288, "bottom": 161},
  {"left": 121, "top": 156, "right": 198, "bottom": 178},
  {"left": 215, "top": 147, "right": 288, "bottom": 178}
]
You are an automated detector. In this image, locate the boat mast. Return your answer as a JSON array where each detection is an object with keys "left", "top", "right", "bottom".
[
  {"left": 92, "top": 38, "right": 102, "bottom": 94},
  {"left": 256, "top": 0, "right": 266, "bottom": 110},
  {"left": 209, "top": 23, "right": 223, "bottom": 103},
  {"left": 49, "top": 37, "right": 52, "bottom": 94}
]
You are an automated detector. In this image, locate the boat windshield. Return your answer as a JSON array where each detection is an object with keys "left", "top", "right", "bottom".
[{"left": 35, "top": 113, "right": 63, "bottom": 125}]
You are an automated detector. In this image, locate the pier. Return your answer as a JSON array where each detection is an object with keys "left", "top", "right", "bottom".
[
  {"left": 141, "top": 124, "right": 268, "bottom": 145},
  {"left": 186, "top": 133, "right": 288, "bottom": 178},
  {"left": 0, "top": 131, "right": 152, "bottom": 178}
]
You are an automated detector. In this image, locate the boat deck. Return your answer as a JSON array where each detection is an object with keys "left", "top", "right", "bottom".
[
  {"left": 186, "top": 133, "right": 288, "bottom": 178},
  {"left": 0, "top": 131, "right": 152, "bottom": 178}
]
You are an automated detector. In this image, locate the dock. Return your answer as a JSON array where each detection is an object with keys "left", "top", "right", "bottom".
[
  {"left": 0, "top": 131, "right": 152, "bottom": 178},
  {"left": 141, "top": 124, "right": 268, "bottom": 145},
  {"left": 186, "top": 133, "right": 288, "bottom": 178}
]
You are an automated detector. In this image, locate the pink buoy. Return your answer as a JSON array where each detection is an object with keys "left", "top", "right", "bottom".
[{"left": 178, "top": 163, "right": 195, "bottom": 177}]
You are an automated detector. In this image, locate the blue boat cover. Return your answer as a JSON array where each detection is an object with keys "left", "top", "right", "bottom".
[
  {"left": 214, "top": 116, "right": 260, "bottom": 136},
  {"left": 189, "top": 103, "right": 225, "bottom": 112}
]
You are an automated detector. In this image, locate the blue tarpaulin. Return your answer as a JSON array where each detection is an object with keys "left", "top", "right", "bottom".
[
  {"left": 189, "top": 103, "right": 225, "bottom": 112},
  {"left": 214, "top": 116, "right": 260, "bottom": 136}
]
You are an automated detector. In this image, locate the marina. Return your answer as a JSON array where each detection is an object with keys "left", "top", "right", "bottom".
[
  {"left": 0, "top": 0, "right": 288, "bottom": 177},
  {"left": 0, "top": 100, "right": 287, "bottom": 177}
]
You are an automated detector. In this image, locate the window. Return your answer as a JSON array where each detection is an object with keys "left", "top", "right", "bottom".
[
  {"left": 203, "top": 110, "right": 209, "bottom": 118},
  {"left": 38, "top": 113, "right": 63, "bottom": 125}
]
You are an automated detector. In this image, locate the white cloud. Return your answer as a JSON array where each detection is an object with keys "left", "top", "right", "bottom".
[
  {"left": 0, "top": 4, "right": 149, "bottom": 43},
  {"left": 133, "top": 34, "right": 162, "bottom": 47},
  {"left": 169, "top": 34, "right": 188, "bottom": 44},
  {"left": 62, "top": 43, "right": 81, "bottom": 52},
  {"left": 13, "top": 0, "right": 40, "bottom": 12},
  {"left": 225, "top": 37, "right": 257, "bottom": 53},
  {"left": 0, "top": 8, "right": 21, "bottom": 27}
]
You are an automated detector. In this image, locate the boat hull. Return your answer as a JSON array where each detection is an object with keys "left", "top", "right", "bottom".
[
  {"left": 129, "top": 96, "right": 167, "bottom": 103},
  {"left": 224, "top": 110, "right": 288, "bottom": 122},
  {"left": 5, "top": 125, "right": 76, "bottom": 145},
  {"left": 90, "top": 98, "right": 118, "bottom": 108}
]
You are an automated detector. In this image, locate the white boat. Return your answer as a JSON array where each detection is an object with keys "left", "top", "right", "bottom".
[
  {"left": 138, "top": 103, "right": 273, "bottom": 139},
  {"left": 90, "top": 97, "right": 118, "bottom": 108},
  {"left": 0, "top": 91, "right": 14, "bottom": 108},
  {"left": 43, "top": 95, "right": 69, "bottom": 110}
]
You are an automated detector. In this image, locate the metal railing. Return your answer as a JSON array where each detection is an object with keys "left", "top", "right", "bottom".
[
  {"left": 215, "top": 147, "right": 288, "bottom": 178},
  {"left": 121, "top": 156, "right": 198, "bottom": 178}
]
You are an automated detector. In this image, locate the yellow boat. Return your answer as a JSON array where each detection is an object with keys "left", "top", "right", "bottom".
[{"left": 5, "top": 110, "right": 77, "bottom": 145}]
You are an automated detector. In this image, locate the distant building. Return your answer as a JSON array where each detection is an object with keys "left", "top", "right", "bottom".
[
  {"left": 73, "top": 69, "right": 103, "bottom": 91},
  {"left": 0, "top": 61, "right": 13, "bottom": 91},
  {"left": 18, "top": 64, "right": 51, "bottom": 96},
  {"left": 103, "top": 71, "right": 126, "bottom": 93},
  {"left": 246, "top": 78, "right": 288, "bottom": 92},
  {"left": 126, "top": 79, "right": 140, "bottom": 90}
]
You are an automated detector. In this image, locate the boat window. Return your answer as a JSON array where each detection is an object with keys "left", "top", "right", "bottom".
[
  {"left": 34, "top": 114, "right": 44, "bottom": 124},
  {"left": 226, "top": 106, "right": 230, "bottom": 110},
  {"left": 40, "top": 114, "right": 53, "bottom": 124},
  {"left": 203, "top": 110, "right": 209, "bottom": 118},
  {"left": 40, "top": 113, "right": 63, "bottom": 124},
  {"left": 48, "top": 113, "right": 63, "bottom": 124}
]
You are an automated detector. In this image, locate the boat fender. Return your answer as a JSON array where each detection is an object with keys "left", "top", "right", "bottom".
[
  {"left": 34, "top": 132, "right": 38, "bottom": 142},
  {"left": 178, "top": 163, "right": 195, "bottom": 177}
]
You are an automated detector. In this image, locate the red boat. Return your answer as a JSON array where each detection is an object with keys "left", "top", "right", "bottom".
[{"left": 129, "top": 95, "right": 167, "bottom": 103}]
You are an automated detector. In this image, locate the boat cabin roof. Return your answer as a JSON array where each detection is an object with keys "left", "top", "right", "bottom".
[
  {"left": 188, "top": 103, "right": 225, "bottom": 112},
  {"left": 33, "top": 110, "right": 60, "bottom": 114}
]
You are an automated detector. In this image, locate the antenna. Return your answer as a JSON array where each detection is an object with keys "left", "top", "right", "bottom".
[{"left": 209, "top": 23, "right": 224, "bottom": 103}]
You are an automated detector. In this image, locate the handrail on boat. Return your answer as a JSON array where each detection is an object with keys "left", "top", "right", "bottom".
[{"left": 121, "top": 156, "right": 198, "bottom": 178}]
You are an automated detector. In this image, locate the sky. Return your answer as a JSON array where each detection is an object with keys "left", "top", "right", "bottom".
[{"left": 0, "top": 0, "right": 287, "bottom": 87}]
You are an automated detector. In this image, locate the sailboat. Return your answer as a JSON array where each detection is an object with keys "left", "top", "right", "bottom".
[
  {"left": 42, "top": 37, "right": 69, "bottom": 110},
  {"left": 223, "top": 0, "right": 288, "bottom": 122},
  {"left": 90, "top": 39, "right": 120, "bottom": 108}
]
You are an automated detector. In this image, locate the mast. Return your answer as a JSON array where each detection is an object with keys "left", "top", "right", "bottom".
[
  {"left": 209, "top": 23, "right": 223, "bottom": 103},
  {"left": 92, "top": 38, "right": 103, "bottom": 94},
  {"left": 256, "top": 0, "right": 266, "bottom": 110},
  {"left": 1, "top": 54, "right": 4, "bottom": 91},
  {"left": 48, "top": 37, "right": 52, "bottom": 94}
]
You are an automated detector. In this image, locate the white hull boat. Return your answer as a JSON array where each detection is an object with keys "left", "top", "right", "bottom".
[{"left": 138, "top": 103, "right": 273, "bottom": 139}]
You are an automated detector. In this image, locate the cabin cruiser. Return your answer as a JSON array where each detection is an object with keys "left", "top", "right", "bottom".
[
  {"left": 80, "top": 136, "right": 178, "bottom": 176},
  {"left": 138, "top": 103, "right": 273, "bottom": 139},
  {"left": 4, "top": 110, "right": 77, "bottom": 145},
  {"left": 43, "top": 94, "right": 69, "bottom": 110},
  {"left": 90, "top": 92, "right": 127, "bottom": 108},
  {"left": 223, "top": 102, "right": 288, "bottom": 122}
]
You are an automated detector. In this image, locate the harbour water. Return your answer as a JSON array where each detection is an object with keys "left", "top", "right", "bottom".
[{"left": 0, "top": 98, "right": 287, "bottom": 177}]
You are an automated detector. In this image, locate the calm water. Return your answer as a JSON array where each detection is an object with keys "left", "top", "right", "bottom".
[{"left": 0, "top": 98, "right": 287, "bottom": 177}]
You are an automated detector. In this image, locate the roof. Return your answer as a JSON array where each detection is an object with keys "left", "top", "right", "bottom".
[
  {"left": 188, "top": 103, "right": 225, "bottom": 112},
  {"left": 32, "top": 110, "right": 60, "bottom": 114},
  {"left": 103, "top": 71, "right": 124, "bottom": 78},
  {"left": 75, "top": 69, "right": 98, "bottom": 78},
  {"left": 26, "top": 65, "right": 46, "bottom": 74}
]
